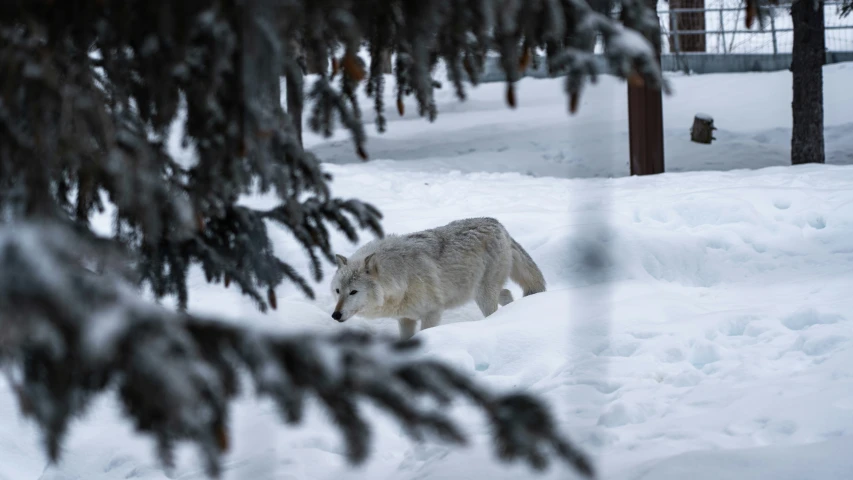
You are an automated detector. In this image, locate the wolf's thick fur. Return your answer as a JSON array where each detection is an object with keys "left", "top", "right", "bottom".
[{"left": 329, "top": 217, "right": 546, "bottom": 340}]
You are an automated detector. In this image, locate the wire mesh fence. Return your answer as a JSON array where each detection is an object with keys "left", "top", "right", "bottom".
[
  {"left": 657, "top": 0, "right": 853, "bottom": 54},
  {"left": 480, "top": 0, "right": 853, "bottom": 80}
]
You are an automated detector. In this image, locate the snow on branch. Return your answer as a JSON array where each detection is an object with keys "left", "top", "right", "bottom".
[
  {"left": 345, "top": 0, "right": 675, "bottom": 121},
  {"left": 0, "top": 222, "right": 593, "bottom": 479}
]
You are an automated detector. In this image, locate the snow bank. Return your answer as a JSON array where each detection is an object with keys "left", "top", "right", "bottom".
[{"left": 623, "top": 436, "right": 853, "bottom": 480}]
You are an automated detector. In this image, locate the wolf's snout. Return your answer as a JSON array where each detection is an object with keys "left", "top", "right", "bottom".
[{"left": 331, "top": 311, "right": 343, "bottom": 321}]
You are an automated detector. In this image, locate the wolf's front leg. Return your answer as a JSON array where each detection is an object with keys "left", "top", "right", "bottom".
[{"left": 398, "top": 318, "right": 418, "bottom": 341}]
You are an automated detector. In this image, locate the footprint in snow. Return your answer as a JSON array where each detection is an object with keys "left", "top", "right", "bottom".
[
  {"left": 798, "top": 334, "right": 847, "bottom": 357},
  {"left": 689, "top": 341, "right": 722, "bottom": 369},
  {"left": 773, "top": 198, "right": 791, "bottom": 210},
  {"left": 596, "top": 339, "right": 641, "bottom": 357},
  {"left": 780, "top": 308, "right": 843, "bottom": 331},
  {"left": 717, "top": 316, "right": 757, "bottom": 337},
  {"left": 807, "top": 214, "right": 827, "bottom": 229}
]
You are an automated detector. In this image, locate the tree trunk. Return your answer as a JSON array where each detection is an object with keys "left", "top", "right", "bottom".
[
  {"left": 304, "top": 47, "right": 328, "bottom": 75},
  {"left": 381, "top": 49, "right": 393, "bottom": 74},
  {"left": 790, "top": 0, "right": 825, "bottom": 165},
  {"left": 668, "top": 0, "right": 707, "bottom": 52},
  {"left": 287, "top": 39, "right": 304, "bottom": 147},
  {"left": 287, "top": 76, "right": 303, "bottom": 148}
]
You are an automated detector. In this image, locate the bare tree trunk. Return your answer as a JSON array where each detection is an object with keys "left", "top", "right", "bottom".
[
  {"left": 381, "top": 49, "right": 393, "bottom": 74},
  {"left": 286, "top": 39, "right": 304, "bottom": 147},
  {"left": 305, "top": 50, "right": 328, "bottom": 75},
  {"left": 790, "top": 0, "right": 825, "bottom": 165}
]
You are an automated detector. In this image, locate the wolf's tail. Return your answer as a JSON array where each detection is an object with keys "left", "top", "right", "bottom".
[{"left": 508, "top": 237, "right": 546, "bottom": 297}]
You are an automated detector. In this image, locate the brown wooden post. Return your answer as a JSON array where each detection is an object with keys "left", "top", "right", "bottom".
[{"left": 628, "top": 0, "right": 665, "bottom": 176}]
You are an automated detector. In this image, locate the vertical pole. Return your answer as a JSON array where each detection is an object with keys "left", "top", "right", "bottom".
[
  {"left": 770, "top": 10, "right": 779, "bottom": 55},
  {"left": 381, "top": 48, "right": 393, "bottom": 74},
  {"left": 719, "top": 7, "right": 727, "bottom": 53},
  {"left": 670, "top": 6, "right": 687, "bottom": 73},
  {"left": 286, "top": 38, "right": 304, "bottom": 147},
  {"left": 627, "top": 0, "right": 665, "bottom": 176},
  {"left": 790, "top": 0, "right": 825, "bottom": 165},
  {"left": 671, "top": 9, "right": 682, "bottom": 54}
]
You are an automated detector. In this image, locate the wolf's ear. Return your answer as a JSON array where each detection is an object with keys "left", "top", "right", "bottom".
[
  {"left": 363, "top": 253, "right": 378, "bottom": 276},
  {"left": 335, "top": 254, "right": 348, "bottom": 268}
]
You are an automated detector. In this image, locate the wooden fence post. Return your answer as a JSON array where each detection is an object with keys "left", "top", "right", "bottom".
[{"left": 628, "top": 0, "right": 666, "bottom": 176}]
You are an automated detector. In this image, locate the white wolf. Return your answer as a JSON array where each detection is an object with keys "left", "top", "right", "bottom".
[{"left": 329, "top": 217, "right": 546, "bottom": 340}]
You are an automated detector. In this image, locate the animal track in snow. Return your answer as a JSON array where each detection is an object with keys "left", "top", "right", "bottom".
[
  {"left": 597, "top": 402, "right": 652, "bottom": 428},
  {"left": 780, "top": 308, "right": 843, "bottom": 331},
  {"left": 628, "top": 331, "right": 661, "bottom": 340},
  {"left": 689, "top": 341, "right": 722, "bottom": 369},
  {"left": 103, "top": 456, "right": 132, "bottom": 473},
  {"left": 718, "top": 316, "right": 756, "bottom": 336},
  {"left": 664, "top": 370, "right": 703, "bottom": 387},
  {"left": 807, "top": 214, "right": 827, "bottom": 230},
  {"left": 773, "top": 198, "right": 791, "bottom": 210},
  {"left": 574, "top": 378, "right": 623, "bottom": 394},
  {"left": 598, "top": 339, "right": 641, "bottom": 357},
  {"left": 798, "top": 335, "right": 847, "bottom": 357},
  {"left": 662, "top": 347, "right": 686, "bottom": 363}
]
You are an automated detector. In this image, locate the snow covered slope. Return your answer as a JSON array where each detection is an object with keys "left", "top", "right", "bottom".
[{"left": 3, "top": 65, "right": 853, "bottom": 480}]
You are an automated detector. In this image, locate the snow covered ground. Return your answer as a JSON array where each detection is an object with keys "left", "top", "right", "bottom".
[
  {"left": 3, "top": 64, "right": 853, "bottom": 480},
  {"left": 308, "top": 61, "right": 853, "bottom": 177}
]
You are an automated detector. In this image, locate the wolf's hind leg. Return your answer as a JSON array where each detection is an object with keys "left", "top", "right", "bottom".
[
  {"left": 475, "top": 286, "right": 501, "bottom": 318},
  {"left": 420, "top": 311, "right": 442, "bottom": 330},
  {"left": 499, "top": 289, "right": 514, "bottom": 306},
  {"left": 478, "top": 248, "right": 511, "bottom": 317},
  {"left": 398, "top": 318, "right": 418, "bottom": 341}
]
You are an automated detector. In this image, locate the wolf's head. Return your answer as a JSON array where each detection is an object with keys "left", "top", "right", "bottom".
[{"left": 329, "top": 252, "right": 380, "bottom": 322}]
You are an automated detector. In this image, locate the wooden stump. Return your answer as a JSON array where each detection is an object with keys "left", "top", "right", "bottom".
[{"left": 690, "top": 113, "right": 716, "bottom": 144}]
